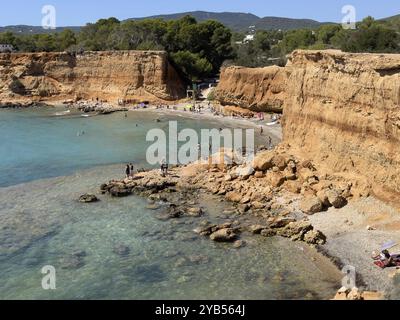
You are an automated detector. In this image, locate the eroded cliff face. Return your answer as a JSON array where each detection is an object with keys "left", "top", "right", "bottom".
[
  {"left": 214, "top": 65, "right": 288, "bottom": 112},
  {"left": 216, "top": 50, "right": 400, "bottom": 199},
  {"left": 0, "top": 50, "right": 185, "bottom": 104},
  {"left": 283, "top": 50, "right": 400, "bottom": 198}
]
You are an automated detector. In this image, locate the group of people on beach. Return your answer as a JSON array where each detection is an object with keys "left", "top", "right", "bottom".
[
  {"left": 125, "top": 163, "right": 136, "bottom": 178},
  {"left": 125, "top": 161, "right": 168, "bottom": 178},
  {"left": 372, "top": 249, "right": 400, "bottom": 268}
]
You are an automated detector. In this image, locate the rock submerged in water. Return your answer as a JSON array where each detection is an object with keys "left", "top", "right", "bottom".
[
  {"left": 113, "top": 244, "right": 131, "bottom": 257},
  {"left": 248, "top": 225, "right": 267, "bottom": 234},
  {"left": 233, "top": 240, "right": 246, "bottom": 248},
  {"left": 109, "top": 186, "right": 132, "bottom": 197},
  {"left": 79, "top": 194, "right": 99, "bottom": 203},
  {"left": 60, "top": 251, "right": 86, "bottom": 269},
  {"left": 210, "top": 228, "right": 237, "bottom": 242}
]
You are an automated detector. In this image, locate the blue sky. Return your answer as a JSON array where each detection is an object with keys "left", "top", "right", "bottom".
[{"left": 0, "top": 0, "right": 399, "bottom": 26}]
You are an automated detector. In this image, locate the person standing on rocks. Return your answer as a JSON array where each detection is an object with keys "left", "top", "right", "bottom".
[
  {"left": 130, "top": 163, "right": 135, "bottom": 177},
  {"left": 160, "top": 159, "right": 168, "bottom": 177},
  {"left": 267, "top": 136, "right": 272, "bottom": 150},
  {"left": 125, "top": 164, "right": 131, "bottom": 178}
]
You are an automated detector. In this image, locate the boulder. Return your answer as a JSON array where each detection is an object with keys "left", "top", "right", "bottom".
[
  {"left": 236, "top": 166, "right": 255, "bottom": 179},
  {"left": 300, "top": 160, "right": 316, "bottom": 170},
  {"left": 238, "top": 204, "right": 250, "bottom": 214},
  {"left": 260, "top": 228, "right": 277, "bottom": 237},
  {"left": 210, "top": 228, "right": 237, "bottom": 242},
  {"left": 265, "top": 171, "right": 285, "bottom": 188},
  {"left": 303, "top": 230, "right": 327, "bottom": 245},
  {"left": 167, "top": 207, "right": 184, "bottom": 218},
  {"left": 268, "top": 217, "right": 296, "bottom": 229},
  {"left": 333, "top": 287, "right": 351, "bottom": 300},
  {"left": 278, "top": 220, "right": 313, "bottom": 239},
  {"left": 252, "top": 151, "right": 274, "bottom": 171},
  {"left": 347, "top": 287, "right": 363, "bottom": 300},
  {"left": 316, "top": 189, "right": 331, "bottom": 207},
  {"left": 283, "top": 180, "right": 301, "bottom": 194},
  {"left": 272, "top": 155, "right": 287, "bottom": 170},
  {"left": 361, "top": 291, "right": 384, "bottom": 300},
  {"left": 300, "top": 196, "right": 323, "bottom": 214},
  {"left": 194, "top": 224, "right": 217, "bottom": 236},
  {"left": 233, "top": 240, "right": 246, "bottom": 249},
  {"left": 224, "top": 174, "right": 233, "bottom": 181},
  {"left": 326, "top": 189, "right": 347, "bottom": 208},
  {"left": 79, "top": 194, "right": 99, "bottom": 203},
  {"left": 251, "top": 201, "right": 265, "bottom": 209},
  {"left": 146, "top": 204, "right": 161, "bottom": 210},
  {"left": 60, "top": 255, "right": 85, "bottom": 270},
  {"left": 226, "top": 191, "right": 242, "bottom": 203},
  {"left": 297, "top": 167, "right": 317, "bottom": 182},
  {"left": 113, "top": 244, "right": 131, "bottom": 257},
  {"left": 254, "top": 171, "right": 265, "bottom": 178},
  {"left": 283, "top": 168, "right": 297, "bottom": 181},
  {"left": 248, "top": 225, "right": 266, "bottom": 234},
  {"left": 240, "top": 196, "right": 251, "bottom": 204},
  {"left": 109, "top": 186, "right": 132, "bottom": 197},
  {"left": 186, "top": 207, "right": 204, "bottom": 217}
]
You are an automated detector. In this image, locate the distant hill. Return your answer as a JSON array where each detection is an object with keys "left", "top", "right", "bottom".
[
  {"left": 0, "top": 25, "right": 81, "bottom": 35},
  {"left": 6, "top": 11, "right": 400, "bottom": 36},
  {"left": 131, "top": 11, "right": 260, "bottom": 31},
  {"left": 381, "top": 14, "right": 400, "bottom": 21},
  {"left": 380, "top": 14, "right": 400, "bottom": 26},
  {"left": 255, "top": 16, "right": 327, "bottom": 30},
  {"left": 130, "top": 11, "right": 329, "bottom": 31}
]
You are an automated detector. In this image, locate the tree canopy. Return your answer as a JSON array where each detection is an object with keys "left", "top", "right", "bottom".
[
  {"left": 0, "top": 16, "right": 234, "bottom": 81},
  {"left": 1, "top": 15, "right": 399, "bottom": 78}
]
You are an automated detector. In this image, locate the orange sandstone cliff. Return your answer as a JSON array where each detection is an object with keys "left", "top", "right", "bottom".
[
  {"left": 217, "top": 50, "right": 400, "bottom": 199},
  {"left": 0, "top": 50, "right": 185, "bottom": 104},
  {"left": 214, "top": 65, "right": 288, "bottom": 112}
]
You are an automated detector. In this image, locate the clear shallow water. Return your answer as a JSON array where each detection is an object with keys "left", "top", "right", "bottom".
[
  {"left": 0, "top": 107, "right": 340, "bottom": 300},
  {"left": 0, "top": 107, "right": 261, "bottom": 188}
]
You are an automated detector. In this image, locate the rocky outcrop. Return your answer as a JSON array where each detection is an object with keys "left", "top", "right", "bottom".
[
  {"left": 216, "top": 49, "right": 400, "bottom": 200},
  {"left": 283, "top": 50, "right": 400, "bottom": 199},
  {"left": 214, "top": 65, "right": 288, "bottom": 112},
  {"left": 0, "top": 50, "right": 185, "bottom": 104},
  {"left": 333, "top": 287, "right": 384, "bottom": 300}
]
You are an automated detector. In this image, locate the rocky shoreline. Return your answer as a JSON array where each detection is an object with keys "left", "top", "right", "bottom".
[
  {"left": 84, "top": 144, "right": 393, "bottom": 299},
  {"left": 0, "top": 101, "right": 52, "bottom": 109},
  {"left": 63, "top": 100, "right": 128, "bottom": 115},
  {"left": 0, "top": 99, "right": 129, "bottom": 115}
]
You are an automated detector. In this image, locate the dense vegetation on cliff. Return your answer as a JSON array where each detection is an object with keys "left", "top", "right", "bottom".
[
  {"left": 0, "top": 15, "right": 399, "bottom": 74},
  {"left": 0, "top": 16, "right": 234, "bottom": 81},
  {"left": 228, "top": 16, "right": 400, "bottom": 67}
]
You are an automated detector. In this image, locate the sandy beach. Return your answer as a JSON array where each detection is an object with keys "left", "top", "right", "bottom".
[{"left": 128, "top": 102, "right": 283, "bottom": 144}]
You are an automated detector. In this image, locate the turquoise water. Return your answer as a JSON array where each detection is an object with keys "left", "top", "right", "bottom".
[
  {"left": 0, "top": 107, "right": 340, "bottom": 300},
  {"left": 1, "top": 107, "right": 259, "bottom": 188}
]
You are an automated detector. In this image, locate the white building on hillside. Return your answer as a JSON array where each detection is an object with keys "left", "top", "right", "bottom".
[{"left": 243, "top": 34, "right": 255, "bottom": 43}]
